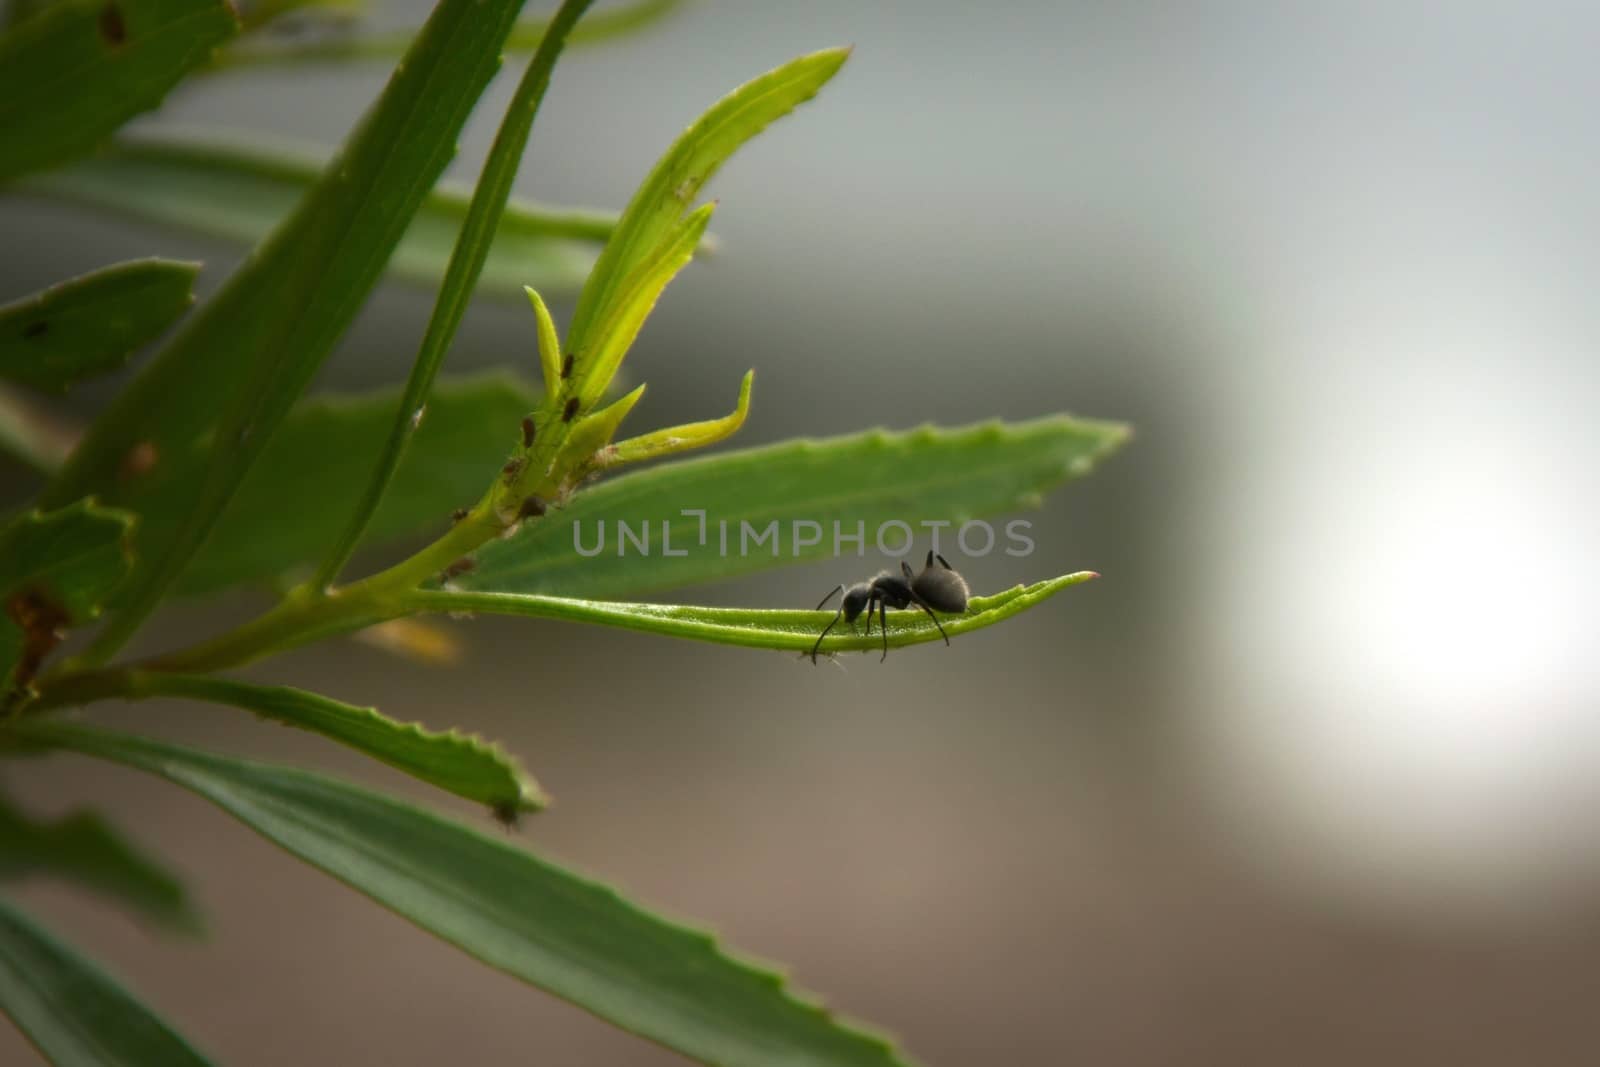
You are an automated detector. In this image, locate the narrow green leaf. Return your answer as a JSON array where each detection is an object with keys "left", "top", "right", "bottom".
[
  {"left": 410, "top": 575, "right": 1098, "bottom": 657},
  {"left": 0, "top": 791, "right": 197, "bottom": 932},
  {"left": 607, "top": 368, "right": 752, "bottom": 467},
  {"left": 525, "top": 287, "right": 563, "bottom": 396},
  {"left": 0, "top": 0, "right": 240, "bottom": 182},
  {"left": 215, "top": 0, "right": 684, "bottom": 69},
  {"left": 0, "top": 896, "right": 212, "bottom": 1066},
  {"left": 0, "top": 260, "right": 198, "bottom": 392},
  {"left": 565, "top": 48, "right": 848, "bottom": 375},
  {"left": 112, "top": 673, "right": 545, "bottom": 815},
  {"left": 123, "top": 373, "right": 538, "bottom": 598},
  {"left": 0, "top": 501, "right": 135, "bottom": 695},
  {"left": 571, "top": 202, "right": 714, "bottom": 405},
  {"left": 314, "top": 0, "right": 595, "bottom": 589},
  {"left": 464, "top": 416, "right": 1129, "bottom": 598},
  {"left": 18, "top": 725, "right": 913, "bottom": 1067},
  {"left": 25, "top": 137, "right": 614, "bottom": 297},
  {"left": 42, "top": 0, "right": 535, "bottom": 660}
]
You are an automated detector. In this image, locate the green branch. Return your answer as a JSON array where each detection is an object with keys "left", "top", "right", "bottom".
[{"left": 313, "top": 0, "right": 595, "bottom": 589}]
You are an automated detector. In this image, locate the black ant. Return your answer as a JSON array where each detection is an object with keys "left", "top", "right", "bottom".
[{"left": 810, "top": 551, "right": 971, "bottom": 663}]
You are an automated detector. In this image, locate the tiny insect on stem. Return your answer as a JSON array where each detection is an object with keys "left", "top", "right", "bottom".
[{"left": 440, "top": 557, "right": 476, "bottom": 582}]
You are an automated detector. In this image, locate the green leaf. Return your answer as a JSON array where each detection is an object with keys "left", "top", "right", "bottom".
[
  {"left": 412, "top": 574, "right": 1097, "bottom": 658},
  {"left": 215, "top": 0, "right": 684, "bottom": 69},
  {"left": 0, "top": 896, "right": 212, "bottom": 1065},
  {"left": 0, "top": 259, "right": 198, "bottom": 393},
  {"left": 0, "top": 0, "right": 240, "bottom": 182},
  {"left": 464, "top": 416, "right": 1129, "bottom": 598},
  {"left": 25, "top": 137, "right": 614, "bottom": 297},
  {"left": 41, "top": 0, "right": 535, "bottom": 660},
  {"left": 313, "top": 0, "right": 595, "bottom": 589},
  {"left": 0, "top": 501, "right": 135, "bottom": 695},
  {"left": 0, "top": 895, "right": 209, "bottom": 1062},
  {"left": 0, "top": 791, "right": 197, "bottom": 932},
  {"left": 19, "top": 725, "right": 913, "bottom": 1067},
  {"left": 0, "top": 502, "right": 134, "bottom": 616},
  {"left": 109, "top": 672, "right": 545, "bottom": 816},
  {"left": 607, "top": 368, "right": 752, "bottom": 467},
  {"left": 564, "top": 47, "right": 848, "bottom": 385},
  {"left": 571, "top": 201, "right": 714, "bottom": 405},
  {"left": 127, "top": 372, "right": 537, "bottom": 598}
]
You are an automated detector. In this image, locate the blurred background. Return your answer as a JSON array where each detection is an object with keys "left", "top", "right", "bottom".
[{"left": 3, "top": 1, "right": 1599, "bottom": 1063}]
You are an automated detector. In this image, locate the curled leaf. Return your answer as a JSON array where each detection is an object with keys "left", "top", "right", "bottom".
[{"left": 606, "top": 369, "right": 753, "bottom": 468}]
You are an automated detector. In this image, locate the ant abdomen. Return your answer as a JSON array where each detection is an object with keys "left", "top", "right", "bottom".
[{"left": 906, "top": 551, "right": 969, "bottom": 614}]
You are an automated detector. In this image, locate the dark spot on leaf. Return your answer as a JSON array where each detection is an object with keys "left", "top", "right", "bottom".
[
  {"left": 119, "top": 440, "right": 157, "bottom": 480},
  {"left": 119, "top": 442, "right": 158, "bottom": 480},
  {"left": 560, "top": 353, "right": 574, "bottom": 379},
  {"left": 520, "top": 416, "right": 536, "bottom": 448},
  {"left": 517, "top": 495, "right": 546, "bottom": 520},
  {"left": 99, "top": 2, "right": 127, "bottom": 45},
  {"left": 21, "top": 321, "right": 47, "bottom": 339},
  {"left": 562, "top": 397, "right": 580, "bottom": 422},
  {"left": 450, "top": 507, "right": 469, "bottom": 524}
]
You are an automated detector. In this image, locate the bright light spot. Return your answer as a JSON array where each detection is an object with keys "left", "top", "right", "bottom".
[{"left": 1193, "top": 329, "right": 1599, "bottom": 921}]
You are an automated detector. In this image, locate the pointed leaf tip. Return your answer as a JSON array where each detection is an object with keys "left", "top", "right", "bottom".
[
  {"left": 524, "top": 286, "right": 563, "bottom": 396},
  {"left": 608, "top": 369, "right": 753, "bottom": 467},
  {"left": 565, "top": 46, "right": 847, "bottom": 382}
]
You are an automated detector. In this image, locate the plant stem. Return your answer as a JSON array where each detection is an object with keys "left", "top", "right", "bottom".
[{"left": 27, "top": 499, "right": 506, "bottom": 710}]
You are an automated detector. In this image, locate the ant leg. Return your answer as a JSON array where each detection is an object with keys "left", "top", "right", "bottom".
[
  {"left": 810, "top": 607, "right": 844, "bottom": 665},
  {"left": 815, "top": 584, "right": 843, "bottom": 611},
  {"left": 879, "top": 599, "right": 891, "bottom": 661},
  {"left": 912, "top": 598, "right": 950, "bottom": 645}
]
